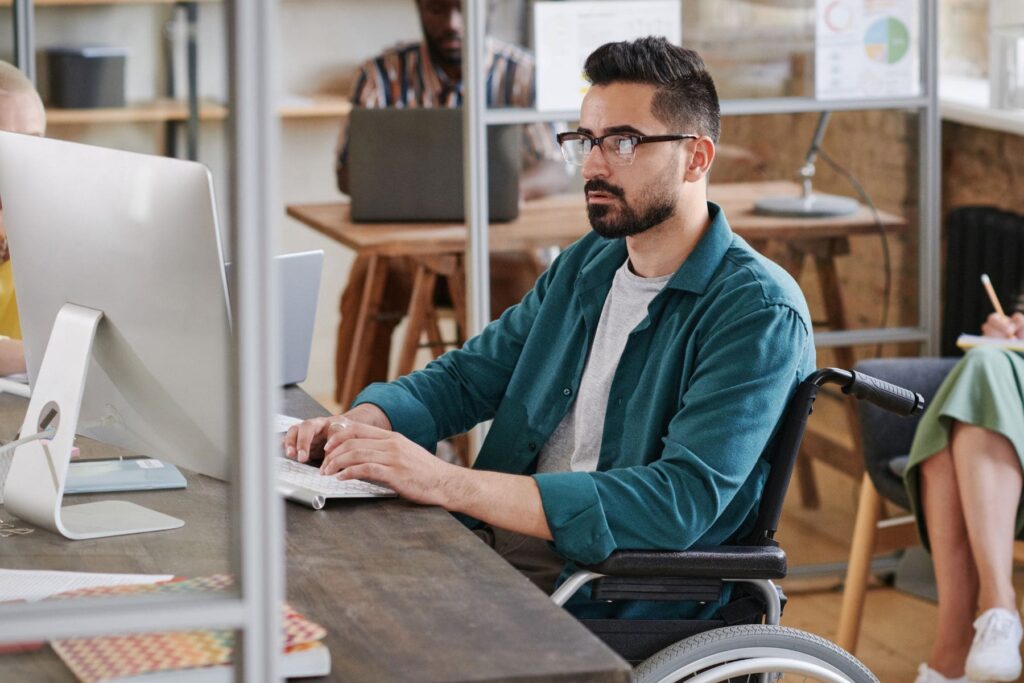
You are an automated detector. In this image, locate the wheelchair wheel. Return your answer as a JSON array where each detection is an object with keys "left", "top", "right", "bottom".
[{"left": 633, "top": 624, "right": 878, "bottom": 683}]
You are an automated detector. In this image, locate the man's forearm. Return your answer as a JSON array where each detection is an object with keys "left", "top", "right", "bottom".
[
  {"left": 343, "top": 402, "right": 392, "bottom": 430},
  {"left": 445, "top": 468, "right": 553, "bottom": 541}
]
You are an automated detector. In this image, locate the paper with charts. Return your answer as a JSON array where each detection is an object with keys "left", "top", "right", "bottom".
[
  {"left": 815, "top": 0, "right": 919, "bottom": 100},
  {"left": 534, "top": 1, "right": 682, "bottom": 112}
]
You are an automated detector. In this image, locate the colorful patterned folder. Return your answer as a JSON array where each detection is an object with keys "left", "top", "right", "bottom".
[{"left": 49, "top": 575, "right": 328, "bottom": 683}]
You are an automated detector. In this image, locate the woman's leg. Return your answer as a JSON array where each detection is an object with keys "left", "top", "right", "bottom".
[
  {"left": 920, "top": 444, "right": 978, "bottom": 677},
  {"left": 950, "top": 421, "right": 1022, "bottom": 612}
]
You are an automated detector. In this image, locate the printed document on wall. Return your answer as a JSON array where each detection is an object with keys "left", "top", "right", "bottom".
[
  {"left": 534, "top": 1, "right": 682, "bottom": 112},
  {"left": 815, "top": 0, "right": 919, "bottom": 100}
]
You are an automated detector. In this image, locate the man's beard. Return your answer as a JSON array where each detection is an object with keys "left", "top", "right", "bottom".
[
  {"left": 426, "top": 33, "right": 462, "bottom": 67},
  {"left": 585, "top": 171, "right": 677, "bottom": 239}
]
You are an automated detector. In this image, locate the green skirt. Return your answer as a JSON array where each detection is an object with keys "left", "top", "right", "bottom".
[{"left": 903, "top": 346, "right": 1024, "bottom": 551}]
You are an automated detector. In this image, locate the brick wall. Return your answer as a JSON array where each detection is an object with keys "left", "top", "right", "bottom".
[
  {"left": 716, "top": 110, "right": 919, "bottom": 350},
  {"left": 943, "top": 121, "right": 1024, "bottom": 215},
  {"left": 719, "top": 112, "right": 1022, "bottom": 361}
]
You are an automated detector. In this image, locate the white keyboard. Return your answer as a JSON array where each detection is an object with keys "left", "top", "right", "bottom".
[{"left": 276, "top": 458, "right": 395, "bottom": 509}]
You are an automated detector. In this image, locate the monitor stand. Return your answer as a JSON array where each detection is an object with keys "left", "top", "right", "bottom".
[{"left": 2, "top": 303, "right": 184, "bottom": 539}]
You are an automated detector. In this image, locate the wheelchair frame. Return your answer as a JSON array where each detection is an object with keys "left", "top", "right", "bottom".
[{"left": 550, "top": 368, "right": 925, "bottom": 683}]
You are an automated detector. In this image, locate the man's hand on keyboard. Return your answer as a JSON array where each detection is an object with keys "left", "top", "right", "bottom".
[
  {"left": 282, "top": 404, "right": 392, "bottom": 464},
  {"left": 319, "top": 421, "right": 462, "bottom": 508}
]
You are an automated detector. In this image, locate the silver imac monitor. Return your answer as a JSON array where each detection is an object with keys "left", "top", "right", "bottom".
[{"left": 0, "top": 132, "right": 232, "bottom": 539}]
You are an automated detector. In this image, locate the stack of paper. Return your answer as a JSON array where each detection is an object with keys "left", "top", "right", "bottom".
[{"left": 0, "top": 569, "right": 173, "bottom": 604}]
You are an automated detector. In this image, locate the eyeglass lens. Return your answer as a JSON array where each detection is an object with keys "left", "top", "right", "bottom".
[{"left": 560, "top": 135, "right": 636, "bottom": 166}]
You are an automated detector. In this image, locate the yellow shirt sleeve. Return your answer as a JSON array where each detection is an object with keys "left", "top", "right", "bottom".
[{"left": 0, "top": 260, "right": 22, "bottom": 340}]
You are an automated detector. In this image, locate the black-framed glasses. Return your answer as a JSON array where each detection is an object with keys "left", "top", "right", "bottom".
[{"left": 556, "top": 131, "right": 698, "bottom": 166}]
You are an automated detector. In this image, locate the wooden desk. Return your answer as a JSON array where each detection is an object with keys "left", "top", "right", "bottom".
[
  {"left": 0, "top": 390, "right": 630, "bottom": 682},
  {"left": 288, "top": 181, "right": 905, "bottom": 408}
]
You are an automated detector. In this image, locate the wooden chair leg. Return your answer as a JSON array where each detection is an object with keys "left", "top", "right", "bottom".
[
  {"left": 837, "top": 473, "right": 885, "bottom": 654},
  {"left": 395, "top": 263, "right": 436, "bottom": 379},
  {"left": 1014, "top": 540, "right": 1024, "bottom": 566},
  {"left": 340, "top": 256, "right": 389, "bottom": 408},
  {"left": 447, "top": 256, "right": 468, "bottom": 342},
  {"left": 425, "top": 315, "right": 446, "bottom": 358}
]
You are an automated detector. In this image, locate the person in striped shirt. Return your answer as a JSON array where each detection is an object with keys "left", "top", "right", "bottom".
[
  {"left": 334, "top": 0, "right": 571, "bottom": 388},
  {"left": 335, "top": 0, "right": 568, "bottom": 199}
]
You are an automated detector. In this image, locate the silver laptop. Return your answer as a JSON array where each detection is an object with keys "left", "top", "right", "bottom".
[
  {"left": 347, "top": 108, "right": 521, "bottom": 223},
  {"left": 225, "top": 250, "right": 323, "bottom": 386}
]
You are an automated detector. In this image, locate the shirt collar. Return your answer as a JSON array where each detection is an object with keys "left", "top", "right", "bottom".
[
  {"left": 576, "top": 201, "right": 733, "bottom": 295},
  {"left": 665, "top": 201, "right": 733, "bottom": 294}
]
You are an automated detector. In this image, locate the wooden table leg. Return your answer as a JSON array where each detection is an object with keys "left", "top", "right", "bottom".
[
  {"left": 339, "top": 255, "right": 390, "bottom": 409},
  {"left": 446, "top": 255, "right": 468, "bottom": 344}
]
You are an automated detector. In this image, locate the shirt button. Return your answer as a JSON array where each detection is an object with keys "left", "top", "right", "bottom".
[
  {"left": 528, "top": 442, "right": 537, "bottom": 452},
  {"left": 563, "top": 388, "right": 572, "bottom": 396}
]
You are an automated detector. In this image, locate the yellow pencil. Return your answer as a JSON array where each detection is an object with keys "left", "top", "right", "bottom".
[{"left": 981, "top": 273, "right": 1007, "bottom": 318}]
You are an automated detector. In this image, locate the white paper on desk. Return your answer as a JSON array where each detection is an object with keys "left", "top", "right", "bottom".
[
  {"left": 0, "top": 569, "right": 173, "bottom": 603},
  {"left": 815, "top": 0, "right": 919, "bottom": 100},
  {"left": 534, "top": 1, "right": 682, "bottom": 112},
  {"left": 275, "top": 413, "right": 303, "bottom": 433}
]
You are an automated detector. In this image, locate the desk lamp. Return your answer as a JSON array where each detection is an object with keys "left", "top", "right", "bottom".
[{"left": 754, "top": 111, "right": 859, "bottom": 218}]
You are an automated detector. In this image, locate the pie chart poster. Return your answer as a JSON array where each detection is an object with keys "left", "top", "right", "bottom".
[{"left": 815, "top": 0, "right": 920, "bottom": 100}]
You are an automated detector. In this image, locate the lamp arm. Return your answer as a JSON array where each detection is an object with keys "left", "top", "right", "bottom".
[{"left": 798, "top": 111, "right": 832, "bottom": 197}]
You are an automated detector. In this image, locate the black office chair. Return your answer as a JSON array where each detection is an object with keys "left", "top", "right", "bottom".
[
  {"left": 835, "top": 357, "right": 957, "bottom": 654},
  {"left": 550, "top": 368, "right": 925, "bottom": 683}
]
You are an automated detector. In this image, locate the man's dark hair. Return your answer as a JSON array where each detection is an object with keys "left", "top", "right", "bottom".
[{"left": 583, "top": 37, "right": 720, "bottom": 143}]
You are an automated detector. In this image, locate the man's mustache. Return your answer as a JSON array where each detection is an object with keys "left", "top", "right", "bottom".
[{"left": 584, "top": 180, "right": 625, "bottom": 199}]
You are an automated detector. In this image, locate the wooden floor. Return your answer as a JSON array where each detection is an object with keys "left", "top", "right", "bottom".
[{"left": 311, "top": 388, "right": 1024, "bottom": 683}]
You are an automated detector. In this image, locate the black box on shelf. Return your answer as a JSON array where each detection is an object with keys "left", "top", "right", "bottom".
[{"left": 44, "top": 46, "right": 128, "bottom": 108}]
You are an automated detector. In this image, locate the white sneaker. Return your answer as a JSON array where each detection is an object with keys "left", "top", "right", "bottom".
[
  {"left": 964, "top": 607, "right": 1023, "bottom": 682},
  {"left": 914, "top": 663, "right": 967, "bottom": 683}
]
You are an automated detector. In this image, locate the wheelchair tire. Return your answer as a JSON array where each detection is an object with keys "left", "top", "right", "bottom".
[{"left": 633, "top": 624, "right": 878, "bottom": 683}]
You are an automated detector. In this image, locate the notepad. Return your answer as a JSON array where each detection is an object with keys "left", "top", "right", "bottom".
[
  {"left": 49, "top": 575, "right": 331, "bottom": 682},
  {"left": 956, "top": 334, "right": 1024, "bottom": 352},
  {"left": 64, "top": 458, "right": 187, "bottom": 495}
]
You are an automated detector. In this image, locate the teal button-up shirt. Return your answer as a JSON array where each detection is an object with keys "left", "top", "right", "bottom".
[{"left": 355, "top": 202, "right": 814, "bottom": 618}]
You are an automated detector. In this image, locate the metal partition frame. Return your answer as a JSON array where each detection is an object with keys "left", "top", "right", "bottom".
[
  {"left": 11, "top": 0, "right": 35, "bottom": 83},
  {"left": 465, "top": 0, "right": 941, "bottom": 356},
  {"left": 0, "top": 2, "right": 285, "bottom": 682}
]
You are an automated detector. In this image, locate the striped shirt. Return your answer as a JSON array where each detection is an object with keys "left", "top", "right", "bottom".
[{"left": 336, "top": 38, "right": 561, "bottom": 172}]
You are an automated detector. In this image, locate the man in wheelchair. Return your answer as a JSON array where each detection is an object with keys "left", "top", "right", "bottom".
[{"left": 287, "top": 37, "right": 912, "bottom": 680}]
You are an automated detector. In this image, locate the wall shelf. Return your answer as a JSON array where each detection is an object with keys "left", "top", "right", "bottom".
[
  {"left": 47, "top": 99, "right": 228, "bottom": 125},
  {"left": 941, "top": 75, "right": 1024, "bottom": 137},
  {"left": 46, "top": 95, "right": 351, "bottom": 125}
]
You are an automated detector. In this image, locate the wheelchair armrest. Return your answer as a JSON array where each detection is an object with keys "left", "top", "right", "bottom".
[{"left": 581, "top": 545, "right": 788, "bottom": 580}]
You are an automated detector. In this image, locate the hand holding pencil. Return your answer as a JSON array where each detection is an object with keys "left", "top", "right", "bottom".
[{"left": 980, "top": 274, "right": 1024, "bottom": 340}]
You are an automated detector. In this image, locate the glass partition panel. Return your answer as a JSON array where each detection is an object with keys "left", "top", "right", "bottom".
[{"left": 0, "top": 3, "right": 284, "bottom": 680}]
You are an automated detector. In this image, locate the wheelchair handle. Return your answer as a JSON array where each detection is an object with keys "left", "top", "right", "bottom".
[{"left": 808, "top": 368, "right": 925, "bottom": 417}]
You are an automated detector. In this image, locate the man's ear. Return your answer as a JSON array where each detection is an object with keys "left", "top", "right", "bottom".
[{"left": 682, "top": 137, "right": 715, "bottom": 183}]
